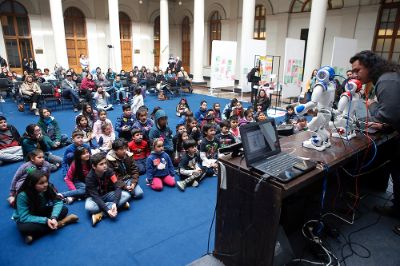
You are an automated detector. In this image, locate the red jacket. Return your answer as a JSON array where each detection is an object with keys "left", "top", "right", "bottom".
[
  {"left": 128, "top": 139, "right": 150, "bottom": 160},
  {"left": 80, "top": 77, "right": 96, "bottom": 91}
]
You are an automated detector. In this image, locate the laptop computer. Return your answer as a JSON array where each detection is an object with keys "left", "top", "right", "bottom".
[{"left": 239, "top": 119, "right": 317, "bottom": 183}]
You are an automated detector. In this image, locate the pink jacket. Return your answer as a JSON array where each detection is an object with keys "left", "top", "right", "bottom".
[{"left": 64, "top": 161, "right": 90, "bottom": 190}]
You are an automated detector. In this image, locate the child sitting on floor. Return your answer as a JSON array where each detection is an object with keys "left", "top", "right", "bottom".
[
  {"left": 128, "top": 129, "right": 150, "bottom": 175},
  {"left": 93, "top": 110, "right": 115, "bottom": 141},
  {"left": 8, "top": 149, "right": 52, "bottom": 207},
  {"left": 107, "top": 138, "right": 144, "bottom": 199},
  {"left": 37, "top": 108, "right": 70, "bottom": 149},
  {"left": 133, "top": 107, "right": 154, "bottom": 140},
  {"left": 177, "top": 139, "right": 206, "bottom": 191},
  {"left": 94, "top": 86, "right": 113, "bottom": 111},
  {"left": 176, "top": 98, "right": 190, "bottom": 117},
  {"left": 199, "top": 124, "right": 220, "bottom": 176},
  {"left": 85, "top": 153, "right": 131, "bottom": 226},
  {"left": 115, "top": 104, "right": 136, "bottom": 141},
  {"left": 97, "top": 122, "right": 115, "bottom": 153},
  {"left": 13, "top": 170, "right": 78, "bottom": 244},
  {"left": 146, "top": 138, "right": 176, "bottom": 191},
  {"left": 60, "top": 146, "right": 91, "bottom": 205}
]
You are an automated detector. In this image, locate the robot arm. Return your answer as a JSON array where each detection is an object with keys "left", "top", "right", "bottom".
[{"left": 295, "top": 84, "right": 324, "bottom": 115}]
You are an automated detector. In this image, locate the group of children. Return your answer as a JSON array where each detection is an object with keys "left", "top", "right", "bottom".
[{"left": 1, "top": 92, "right": 285, "bottom": 244}]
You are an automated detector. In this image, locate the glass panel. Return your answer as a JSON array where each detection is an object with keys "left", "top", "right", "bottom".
[
  {"left": 2, "top": 16, "right": 16, "bottom": 36},
  {"left": 386, "top": 22, "right": 394, "bottom": 36},
  {"left": 5, "top": 39, "right": 21, "bottom": 68},
  {"left": 376, "top": 38, "right": 384, "bottom": 51},
  {"left": 381, "top": 52, "right": 389, "bottom": 60},
  {"left": 0, "top": 1, "right": 13, "bottom": 13},
  {"left": 389, "top": 8, "right": 397, "bottom": 22},
  {"left": 381, "top": 8, "right": 390, "bottom": 22},
  {"left": 17, "top": 16, "right": 30, "bottom": 36},
  {"left": 20, "top": 39, "right": 32, "bottom": 59},
  {"left": 292, "top": 2, "right": 303, "bottom": 13},
  {"left": 13, "top": 2, "right": 26, "bottom": 15},
  {"left": 261, "top": 6, "right": 266, "bottom": 16},
  {"left": 394, "top": 38, "right": 400, "bottom": 52},
  {"left": 391, "top": 52, "right": 399, "bottom": 63},
  {"left": 75, "top": 20, "right": 86, "bottom": 38},
  {"left": 383, "top": 38, "right": 392, "bottom": 51},
  {"left": 378, "top": 23, "right": 387, "bottom": 36}
]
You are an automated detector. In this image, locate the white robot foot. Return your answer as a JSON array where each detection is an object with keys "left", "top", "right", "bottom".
[{"left": 302, "top": 139, "right": 326, "bottom": 151}]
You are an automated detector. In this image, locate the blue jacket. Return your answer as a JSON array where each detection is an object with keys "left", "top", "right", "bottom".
[
  {"left": 62, "top": 143, "right": 91, "bottom": 176},
  {"left": 21, "top": 134, "right": 52, "bottom": 161},
  {"left": 146, "top": 151, "right": 174, "bottom": 181},
  {"left": 148, "top": 110, "right": 173, "bottom": 152},
  {"left": 195, "top": 109, "right": 207, "bottom": 124}
]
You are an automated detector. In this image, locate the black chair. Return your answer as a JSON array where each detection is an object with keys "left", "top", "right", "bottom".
[
  {"left": 0, "top": 78, "right": 14, "bottom": 99},
  {"left": 40, "top": 82, "right": 61, "bottom": 110}
]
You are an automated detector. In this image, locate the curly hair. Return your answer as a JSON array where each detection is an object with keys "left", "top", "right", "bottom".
[{"left": 349, "top": 50, "right": 399, "bottom": 84}]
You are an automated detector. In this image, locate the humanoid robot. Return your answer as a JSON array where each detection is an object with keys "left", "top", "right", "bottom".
[
  {"left": 330, "top": 79, "right": 362, "bottom": 140},
  {"left": 295, "top": 66, "right": 336, "bottom": 151}
]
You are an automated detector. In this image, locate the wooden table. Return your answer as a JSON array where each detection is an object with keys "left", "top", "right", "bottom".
[{"left": 214, "top": 130, "right": 398, "bottom": 266}]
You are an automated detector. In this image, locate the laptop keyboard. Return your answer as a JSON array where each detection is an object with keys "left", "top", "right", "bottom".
[{"left": 259, "top": 153, "right": 301, "bottom": 177}]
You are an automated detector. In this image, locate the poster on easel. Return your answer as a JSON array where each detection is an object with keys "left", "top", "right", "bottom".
[
  {"left": 258, "top": 55, "right": 273, "bottom": 81},
  {"left": 240, "top": 39, "right": 267, "bottom": 92},
  {"left": 210, "top": 40, "right": 237, "bottom": 89},
  {"left": 330, "top": 37, "right": 358, "bottom": 78},
  {"left": 282, "top": 38, "right": 305, "bottom": 99}
]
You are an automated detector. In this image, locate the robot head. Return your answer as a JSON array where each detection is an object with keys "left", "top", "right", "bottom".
[
  {"left": 316, "top": 66, "right": 335, "bottom": 84},
  {"left": 345, "top": 79, "right": 362, "bottom": 94}
]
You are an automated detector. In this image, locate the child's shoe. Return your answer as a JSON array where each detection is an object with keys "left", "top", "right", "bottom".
[{"left": 92, "top": 212, "right": 103, "bottom": 227}]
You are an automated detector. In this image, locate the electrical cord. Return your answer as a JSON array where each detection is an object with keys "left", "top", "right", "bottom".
[{"left": 338, "top": 193, "right": 393, "bottom": 266}]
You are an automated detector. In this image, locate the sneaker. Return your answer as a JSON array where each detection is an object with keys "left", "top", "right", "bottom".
[
  {"left": 192, "top": 180, "right": 199, "bottom": 187},
  {"left": 92, "top": 212, "right": 103, "bottom": 227},
  {"left": 374, "top": 205, "right": 400, "bottom": 218},
  {"left": 177, "top": 181, "right": 186, "bottom": 191},
  {"left": 24, "top": 235, "right": 33, "bottom": 245},
  {"left": 56, "top": 193, "right": 65, "bottom": 199},
  {"left": 123, "top": 202, "right": 130, "bottom": 210},
  {"left": 73, "top": 108, "right": 78, "bottom": 112},
  {"left": 64, "top": 197, "right": 74, "bottom": 205},
  {"left": 34, "top": 110, "right": 39, "bottom": 116}
]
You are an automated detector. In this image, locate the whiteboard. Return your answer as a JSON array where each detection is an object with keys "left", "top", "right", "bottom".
[
  {"left": 210, "top": 40, "right": 237, "bottom": 89},
  {"left": 282, "top": 38, "right": 305, "bottom": 99},
  {"left": 331, "top": 37, "right": 358, "bottom": 78},
  {"left": 240, "top": 39, "right": 267, "bottom": 92}
]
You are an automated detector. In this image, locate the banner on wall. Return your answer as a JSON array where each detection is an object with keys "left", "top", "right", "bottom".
[
  {"left": 282, "top": 38, "right": 305, "bottom": 99},
  {"left": 210, "top": 40, "right": 237, "bottom": 89},
  {"left": 330, "top": 37, "right": 358, "bottom": 78},
  {"left": 240, "top": 39, "right": 267, "bottom": 92}
]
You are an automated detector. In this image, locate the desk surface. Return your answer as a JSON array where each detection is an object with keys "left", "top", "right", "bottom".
[{"left": 219, "top": 130, "right": 397, "bottom": 197}]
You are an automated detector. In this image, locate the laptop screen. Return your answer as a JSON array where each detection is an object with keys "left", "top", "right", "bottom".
[{"left": 240, "top": 119, "right": 281, "bottom": 166}]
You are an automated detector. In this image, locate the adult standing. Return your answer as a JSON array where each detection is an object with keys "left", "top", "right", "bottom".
[
  {"left": 28, "top": 58, "right": 37, "bottom": 73},
  {"left": 175, "top": 56, "right": 182, "bottom": 73},
  {"left": 350, "top": 50, "right": 400, "bottom": 234},
  {"left": 79, "top": 54, "right": 89, "bottom": 72},
  {"left": 0, "top": 55, "right": 7, "bottom": 68}
]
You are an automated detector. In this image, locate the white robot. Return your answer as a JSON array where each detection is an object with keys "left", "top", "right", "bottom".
[
  {"left": 330, "top": 79, "right": 362, "bottom": 140},
  {"left": 295, "top": 66, "right": 336, "bottom": 151}
]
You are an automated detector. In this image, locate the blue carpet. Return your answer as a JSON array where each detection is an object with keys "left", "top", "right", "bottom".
[{"left": 0, "top": 93, "right": 284, "bottom": 266}]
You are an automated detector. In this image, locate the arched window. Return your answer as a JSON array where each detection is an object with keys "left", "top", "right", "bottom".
[
  {"left": 209, "top": 11, "right": 221, "bottom": 64},
  {"left": 64, "top": 7, "right": 88, "bottom": 73},
  {"left": 0, "top": 0, "right": 34, "bottom": 73},
  {"left": 182, "top": 16, "right": 190, "bottom": 73},
  {"left": 290, "top": 0, "right": 344, "bottom": 13},
  {"left": 373, "top": 1, "right": 400, "bottom": 63},
  {"left": 154, "top": 16, "right": 160, "bottom": 67},
  {"left": 254, "top": 5, "right": 266, "bottom": 40},
  {"left": 120, "top": 12, "right": 132, "bottom": 71}
]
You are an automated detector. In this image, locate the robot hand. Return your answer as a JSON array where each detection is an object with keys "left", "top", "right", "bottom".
[{"left": 295, "top": 104, "right": 306, "bottom": 115}]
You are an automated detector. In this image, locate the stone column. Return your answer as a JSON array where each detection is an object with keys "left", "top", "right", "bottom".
[
  {"left": 238, "top": 0, "right": 256, "bottom": 90},
  {"left": 192, "top": 0, "right": 204, "bottom": 83},
  {"left": 108, "top": 0, "right": 122, "bottom": 71},
  {"left": 49, "top": 0, "right": 69, "bottom": 68},
  {"left": 303, "top": 0, "right": 329, "bottom": 85},
  {"left": 160, "top": 0, "right": 169, "bottom": 69}
]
